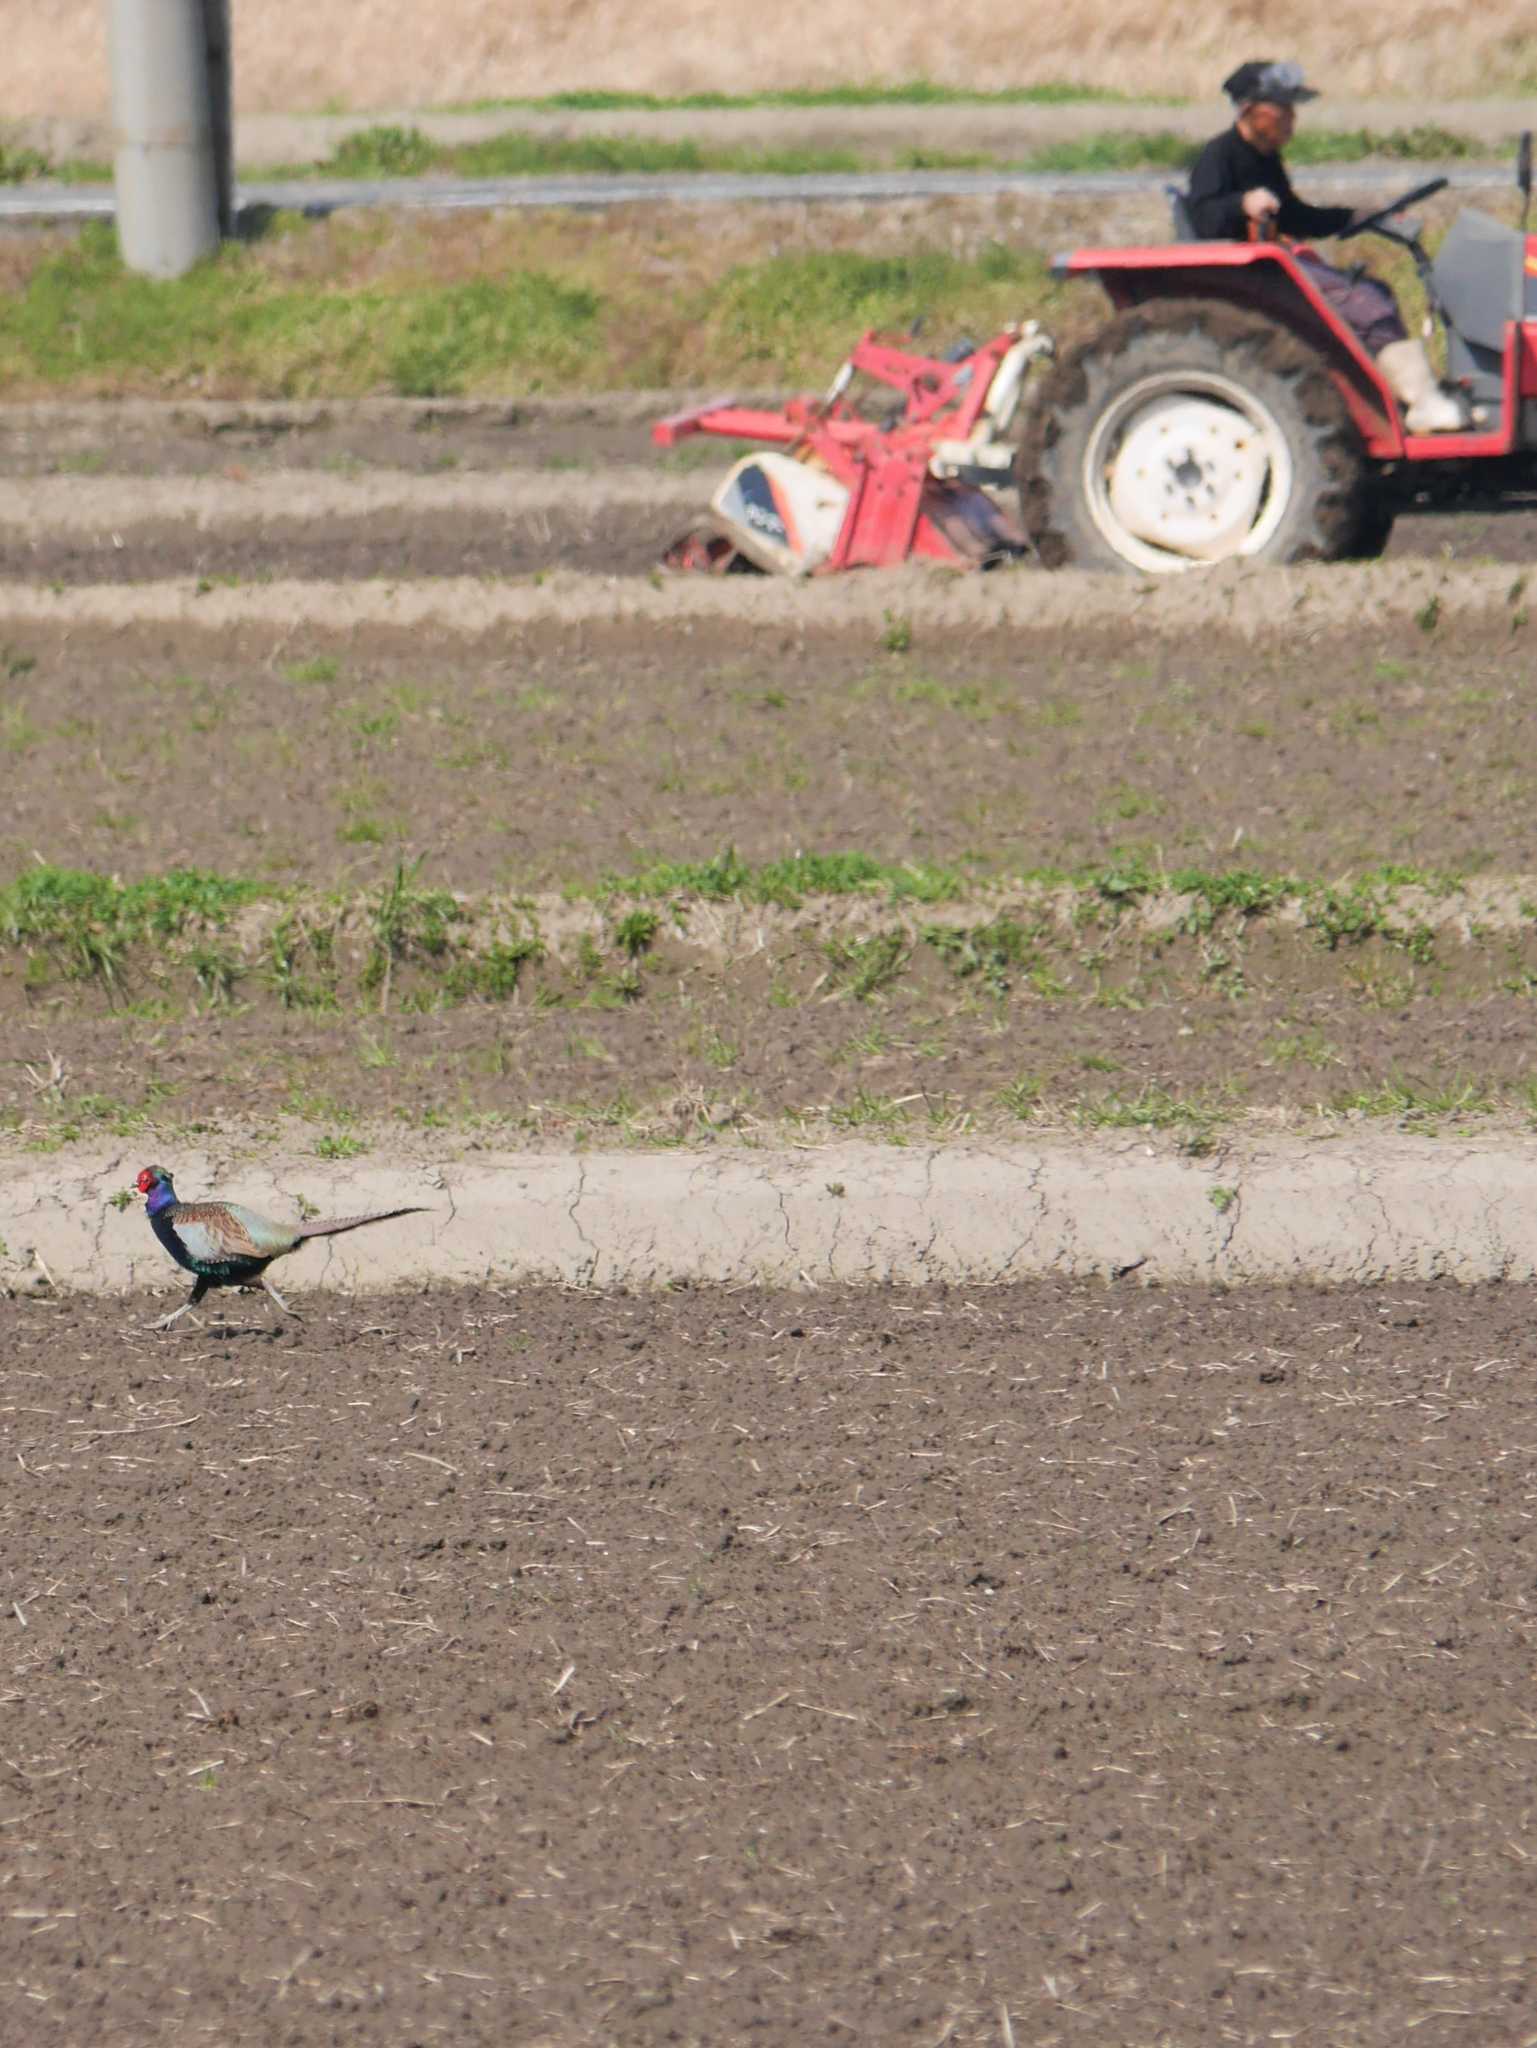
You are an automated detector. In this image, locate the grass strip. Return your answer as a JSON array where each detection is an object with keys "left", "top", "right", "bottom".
[
  {"left": 0, "top": 135, "right": 1483, "bottom": 398},
  {"left": 0, "top": 220, "right": 1070, "bottom": 395},
  {"left": 296, "top": 128, "right": 965, "bottom": 180},
  {"left": 602, "top": 849, "right": 970, "bottom": 905},
  {"left": 306, "top": 121, "right": 1494, "bottom": 183},
  {"left": 0, "top": 854, "right": 1520, "bottom": 1014},
  {"left": 3, "top": 119, "right": 1498, "bottom": 190},
  {"left": 8, "top": 859, "right": 1537, "bottom": 1154},
  {"left": 1025, "top": 123, "right": 1493, "bottom": 174},
  {"left": 0, "top": 866, "right": 265, "bottom": 985},
  {"left": 490, "top": 83, "right": 1162, "bottom": 111}
]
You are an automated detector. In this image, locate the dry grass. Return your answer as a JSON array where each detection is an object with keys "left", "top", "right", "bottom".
[{"left": 14, "top": 1, "right": 1537, "bottom": 120}]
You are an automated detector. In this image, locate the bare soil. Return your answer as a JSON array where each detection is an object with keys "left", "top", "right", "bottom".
[
  {"left": 0, "top": 407, "right": 1530, "bottom": 571},
  {"left": 0, "top": 502, "right": 666, "bottom": 585},
  {"left": 8, "top": 916, "right": 1537, "bottom": 1148},
  {"left": 4, "top": 1278, "right": 1537, "bottom": 2045},
  {"left": 4, "top": 535, "right": 1537, "bottom": 1137},
  {"left": 8, "top": 496, "right": 1537, "bottom": 587},
  {"left": 2, "top": 599, "right": 1533, "bottom": 889},
  {"left": 0, "top": 401, "right": 673, "bottom": 481},
  {"left": 0, "top": 990, "right": 1516, "bottom": 1152}
]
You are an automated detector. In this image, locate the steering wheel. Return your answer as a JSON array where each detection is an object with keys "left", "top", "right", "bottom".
[{"left": 1345, "top": 176, "right": 1448, "bottom": 238}]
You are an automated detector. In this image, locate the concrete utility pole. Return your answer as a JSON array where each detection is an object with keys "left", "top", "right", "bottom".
[{"left": 110, "top": 0, "right": 233, "bottom": 277}]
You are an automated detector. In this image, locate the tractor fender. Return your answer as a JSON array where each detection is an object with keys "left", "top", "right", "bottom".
[{"left": 1055, "top": 245, "right": 1402, "bottom": 454}]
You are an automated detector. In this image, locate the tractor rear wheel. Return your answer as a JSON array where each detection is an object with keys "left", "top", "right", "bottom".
[{"left": 1020, "top": 302, "right": 1370, "bottom": 574}]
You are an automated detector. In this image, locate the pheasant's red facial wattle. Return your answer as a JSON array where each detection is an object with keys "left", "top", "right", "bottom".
[{"left": 136, "top": 1166, "right": 157, "bottom": 1195}]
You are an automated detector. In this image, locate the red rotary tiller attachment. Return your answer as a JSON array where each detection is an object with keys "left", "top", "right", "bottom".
[{"left": 653, "top": 323, "right": 1054, "bottom": 576}]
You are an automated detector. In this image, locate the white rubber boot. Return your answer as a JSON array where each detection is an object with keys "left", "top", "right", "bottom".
[{"left": 1375, "top": 339, "right": 1467, "bottom": 434}]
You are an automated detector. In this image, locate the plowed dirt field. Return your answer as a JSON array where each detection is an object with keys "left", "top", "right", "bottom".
[
  {"left": 2, "top": 397, "right": 1536, "bottom": 1146},
  {"left": 5, "top": 1278, "right": 1537, "bottom": 2047},
  {"left": 6, "top": 398, "right": 1537, "bottom": 2047},
  {"left": 1, "top": 403, "right": 1531, "bottom": 580}
]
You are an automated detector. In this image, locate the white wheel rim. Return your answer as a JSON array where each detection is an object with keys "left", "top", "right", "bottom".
[{"left": 1083, "top": 370, "right": 1294, "bottom": 574}]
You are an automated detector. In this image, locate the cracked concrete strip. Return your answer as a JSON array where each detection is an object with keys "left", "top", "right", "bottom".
[
  {"left": 5, "top": 1133, "right": 1537, "bottom": 1299},
  {"left": 0, "top": 556, "right": 1515, "bottom": 640}
]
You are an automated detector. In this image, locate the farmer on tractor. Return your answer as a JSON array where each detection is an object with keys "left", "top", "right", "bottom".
[
  {"left": 1188, "top": 58, "right": 1466, "bottom": 432},
  {"left": 660, "top": 77, "right": 1537, "bottom": 579}
]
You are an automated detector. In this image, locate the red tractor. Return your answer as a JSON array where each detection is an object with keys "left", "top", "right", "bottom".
[
  {"left": 656, "top": 140, "right": 1537, "bottom": 577},
  {"left": 1023, "top": 142, "right": 1537, "bottom": 573}
]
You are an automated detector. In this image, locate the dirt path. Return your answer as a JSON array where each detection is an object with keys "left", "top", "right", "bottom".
[
  {"left": 0, "top": 546, "right": 1524, "bottom": 634},
  {"left": 6, "top": 486, "right": 1532, "bottom": 582},
  {"left": 4, "top": 1276, "right": 1535, "bottom": 2046},
  {"left": 0, "top": 405, "right": 1528, "bottom": 578},
  {"left": 0, "top": 396, "right": 678, "bottom": 479}
]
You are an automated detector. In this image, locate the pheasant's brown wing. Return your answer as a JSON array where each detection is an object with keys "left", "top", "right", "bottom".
[{"left": 169, "top": 1201, "right": 300, "bottom": 1271}]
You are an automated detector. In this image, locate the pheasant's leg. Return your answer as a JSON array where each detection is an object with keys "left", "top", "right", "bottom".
[
  {"left": 262, "top": 1275, "right": 299, "bottom": 1319},
  {"left": 149, "top": 1276, "right": 208, "bottom": 1332}
]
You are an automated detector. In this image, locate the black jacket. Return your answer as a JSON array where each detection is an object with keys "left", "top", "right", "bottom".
[{"left": 1186, "top": 126, "right": 1354, "bottom": 242}]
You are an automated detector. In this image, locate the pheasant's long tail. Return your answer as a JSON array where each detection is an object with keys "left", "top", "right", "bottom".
[{"left": 293, "top": 1205, "right": 428, "bottom": 1242}]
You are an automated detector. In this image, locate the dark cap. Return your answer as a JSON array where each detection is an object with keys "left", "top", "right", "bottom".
[{"left": 1222, "top": 58, "right": 1320, "bottom": 106}]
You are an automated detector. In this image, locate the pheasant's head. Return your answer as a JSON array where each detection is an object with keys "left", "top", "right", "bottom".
[{"left": 136, "top": 1165, "right": 173, "bottom": 1205}]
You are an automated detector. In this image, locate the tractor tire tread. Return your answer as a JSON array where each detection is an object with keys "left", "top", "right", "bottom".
[{"left": 1019, "top": 300, "right": 1370, "bottom": 572}]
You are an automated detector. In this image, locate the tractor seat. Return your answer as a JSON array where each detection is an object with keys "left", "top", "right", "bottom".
[{"left": 1165, "top": 185, "right": 1198, "bottom": 242}]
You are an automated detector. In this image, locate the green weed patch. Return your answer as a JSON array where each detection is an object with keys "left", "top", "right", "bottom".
[
  {"left": 0, "top": 856, "right": 1524, "bottom": 1030},
  {"left": 56, "top": 114, "right": 1492, "bottom": 196},
  {"left": 696, "top": 243, "right": 1050, "bottom": 377},
  {"left": 8, "top": 855, "right": 1537, "bottom": 1149},
  {"left": 603, "top": 848, "right": 968, "bottom": 906},
  {"left": 501, "top": 83, "right": 1155, "bottom": 112},
  {"left": 1028, "top": 124, "right": 1489, "bottom": 177},
  {"left": 0, "top": 224, "right": 600, "bottom": 397},
  {"left": 0, "top": 220, "right": 1066, "bottom": 396},
  {"left": 0, "top": 867, "right": 264, "bottom": 986}
]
